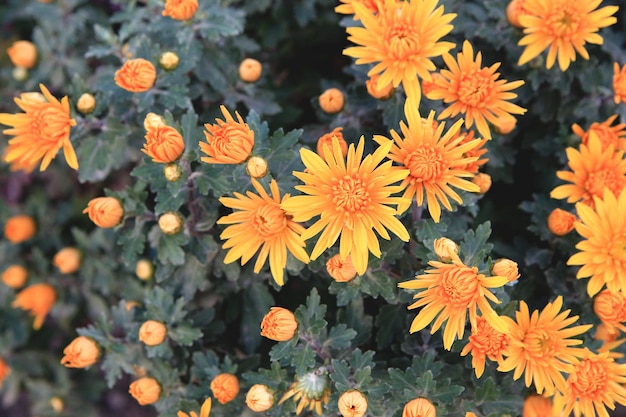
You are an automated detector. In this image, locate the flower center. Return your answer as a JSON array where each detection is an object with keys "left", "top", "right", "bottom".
[
  {"left": 386, "top": 15, "right": 421, "bottom": 63},
  {"left": 438, "top": 265, "right": 479, "bottom": 308},
  {"left": 406, "top": 145, "right": 446, "bottom": 183},
  {"left": 584, "top": 168, "right": 625, "bottom": 201},
  {"left": 331, "top": 175, "right": 371, "bottom": 213},
  {"left": 470, "top": 318, "right": 508, "bottom": 358},
  {"left": 570, "top": 359, "right": 608, "bottom": 399},
  {"left": 458, "top": 69, "right": 495, "bottom": 108},
  {"left": 609, "top": 235, "right": 626, "bottom": 263},
  {"left": 545, "top": 4, "right": 581, "bottom": 40},
  {"left": 523, "top": 328, "right": 558, "bottom": 360},
  {"left": 31, "top": 106, "right": 71, "bottom": 145},
  {"left": 252, "top": 203, "right": 288, "bottom": 238}
]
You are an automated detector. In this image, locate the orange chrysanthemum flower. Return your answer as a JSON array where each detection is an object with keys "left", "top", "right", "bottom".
[
  {"left": 281, "top": 136, "right": 410, "bottom": 276},
  {"left": 551, "top": 132, "right": 626, "bottom": 208},
  {"left": 460, "top": 316, "right": 511, "bottom": 378},
  {"left": 614, "top": 63, "right": 626, "bottom": 105},
  {"left": 162, "top": 0, "right": 198, "bottom": 21},
  {"left": 523, "top": 394, "right": 554, "bottom": 417},
  {"left": 200, "top": 105, "right": 254, "bottom": 164},
  {"left": 4, "top": 214, "right": 36, "bottom": 244},
  {"left": 317, "top": 127, "right": 348, "bottom": 161},
  {"left": 593, "top": 289, "right": 626, "bottom": 333},
  {"left": 326, "top": 254, "right": 358, "bottom": 282},
  {"left": 114, "top": 58, "right": 157, "bottom": 93},
  {"left": 506, "top": 0, "right": 531, "bottom": 29},
  {"left": 60, "top": 336, "right": 100, "bottom": 368},
  {"left": 498, "top": 296, "right": 592, "bottom": 396},
  {"left": 547, "top": 208, "right": 576, "bottom": 236},
  {"left": 83, "top": 197, "right": 124, "bottom": 228},
  {"left": 142, "top": 125, "right": 185, "bottom": 163},
  {"left": 399, "top": 259, "right": 509, "bottom": 350},
  {"left": 373, "top": 105, "right": 482, "bottom": 222},
  {"left": 568, "top": 188, "right": 626, "bottom": 296},
  {"left": 12, "top": 283, "right": 57, "bottom": 330},
  {"left": 7, "top": 40, "right": 37, "bottom": 69},
  {"left": 425, "top": 40, "right": 526, "bottom": 140},
  {"left": 335, "top": 0, "right": 380, "bottom": 18},
  {"left": 572, "top": 115, "right": 626, "bottom": 152},
  {"left": 343, "top": 0, "right": 456, "bottom": 104},
  {"left": 260, "top": 307, "right": 298, "bottom": 342},
  {"left": 516, "top": 0, "right": 618, "bottom": 71},
  {"left": 210, "top": 373, "right": 240, "bottom": 405},
  {"left": 217, "top": 179, "right": 309, "bottom": 286},
  {"left": 553, "top": 349, "right": 626, "bottom": 417},
  {"left": 0, "top": 84, "right": 77, "bottom": 172}
]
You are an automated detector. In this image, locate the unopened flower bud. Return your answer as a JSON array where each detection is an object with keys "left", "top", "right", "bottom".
[
  {"left": 365, "top": 74, "right": 394, "bottom": 100},
  {"left": 135, "top": 259, "right": 154, "bottom": 280},
  {"left": 138, "top": 320, "right": 168, "bottom": 346},
  {"left": 317, "top": 128, "right": 348, "bottom": 162},
  {"left": 338, "top": 389, "right": 368, "bottom": 417},
  {"left": 76, "top": 93, "right": 96, "bottom": 114},
  {"left": 159, "top": 51, "right": 179, "bottom": 71},
  {"left": 547, "top": 208, "right": 576, "bottom": 236},
  {"left": 60, "top": 336, "right": 100, "bottom": 368},
  {"left": 210, "top": 373, "right": 240, "bottom": 404},
  {"left": 494, "top": 115, "right": 517, "bottom": 135},
  {"left": 83, "top": 197, "right": 124, "bottom": 228},
  {"left": 129, "top": 377, "right": 161, "bottom": 405},
  {"left": 246, "top": 384, "right": 274, "bottom": 412},
  {"left": 326, "top": 254, "right": 358, "bottom": 282},
  {"left": 319, "top": 88, "right": 345, "bottom": 114},
  {"left": 492, "top": 258, "right": 520, "bottom": 282},
  {"left": 433, "top": 237, "right": 459, "bottom": 262},
  {"left": 50, "top": 397, "right": 64, "bottom": 413},
  {"left": 402, "top": 398, "right": 436, "bottom": 417},
  {"left": 246, "top": 156, "right": 268, "bottom": 178},
  {"left": 144, "top": 113, "right": 167, "bottom": 131},
  {"left": 4, "top": 214, "right": 36, "bottom": 244},
  {"left": 53, "top": 247, "right": 82, "bottom": 274},
  {"left": 164, "top": 163, "right": 182, "bottom": 182},
  {"left": 239, "top": 58, "right": 262, "bottom": 83},
  {"left": 0, "top": 358, "right": 10, "bottom": 388},
  {"left": 1, "top": 265, "right": 28, "bottom": 289},
  {"left": 260, "top": 307, "right": 298, "bottom": 341},
  {"left": 7, "top": 40, "right": 37, "bottom": 69},
  {"left": 506, "top": 0, "right": 529, "bottom": 28},
  {"left": 158, "top": 211, "right": 183, "bottom": 235},
  {"left": 12, "top": 67, "right": 28, "bottom": 81},
  {"left": 472, "top": 172, "right": 492, "bottom": 194},
  {"left": 593, "top": 289, "right": 626, "bottom": 332}
]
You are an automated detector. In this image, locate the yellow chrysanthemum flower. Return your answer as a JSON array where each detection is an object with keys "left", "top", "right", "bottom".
[
  {"left": 281, "top": 136, "right": 410, "bottom": 276},
  {"left": 373, "top": 104, "right": 483, "bottom": 222},
  {"left": 517, "top": 0, "right": 618, "bottom": 71},
  {"left": 572, "top": 115, "right": 626, "bottom": 152},
  {"left": 425, "top": 40, "right": 526, "bottom": 140},
  {"left": 342, "top": 0, "right": 456, "bottom": 104},
  {"left": 498, "top": 296, "right": 592, "bottom": 396}
]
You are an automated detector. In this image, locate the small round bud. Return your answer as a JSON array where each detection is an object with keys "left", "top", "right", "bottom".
[
  {"left": 12, "top": 67, "right": 28, "bottom": 81},
  {"left": 158, "top": 212, "right": 183, "bottom": 235},
  {"left": 316, "top": 128, "right": 348, "bottom": 162},
  {"left": 338, "top": 389, "right": 368, "bottom": 417},
  {"left": 144, "top": 113, "right": 167, "bottom": 131},
  {"left": 433, "top": 237, "right": 459, "bottom": 262},
  {"left": 138, "top": 320, "right": 168, "bottom": 346},
  {"left": 593, "top": 289, "right": 626, "bottom": 332},
  {"left": 159, "top": 51, "right": 179, "bottom": 71},
  {"left": 365, "top": 74, "right": 394, "bottom": 100},
  {"left": 492, "top": 258, "right": 520, "bottom": 282},
  {"left": 260, "top": 307, "right": 298, "bottom": 341},
  {"left": 246, "top": 156, "right": 268, "bottom": 178},
  {"left": 319, "top": 88, "right": 345, "bottom": 114},
  {"left": 472, "top": 172, "right": 492, "bottom": 194},
  {"left": 506, "top": 0, "right": 529, "bottom": 28},
  {"left": 210, "top": 373, "right": 240, "bottom": 404},
  {"left": 326, "top": 254, "right": 357, "bottom": 282},
  {"left": 60, "top": 336, "right": 100, "bottom": 368},
  {"left": 163, "top": 163, "right": 182, "bottom": 182},
  {"left": 136, "top": 259, "right": 154, "bottom": 280},
  {"left": 246, "top": 384, "right": 274, "bottom": 412},
  {"left": 494, "top": 115, "right": 517, "bottom": 135},
  {"left": 50, "top": 397, "right": 64, "bottom": 413},
  {"left": 129, "top": 377, "right": 161, "bottom": 406},
  {"left": 239, "top": 58, "right": 263, "bottom": 83},
  {"left": 1, "top": 265, "right": 28, "bottom": 289},
  {"left": 4, "top": 214, "right": 36, "bottom": 244},
  {"left": 76, "top": 93, "right": 96, "bottom": 114},
  {"left": 53, "top": 247, "right": 82, "bottom": 274},
  {"left": 547, "top": 208, "right": 576, "bottom": 236},
  {"left": 7, "top": 40, "right": 37, "bottom": 69},
  {"left": 83, "top": 197, "right": 124, "bottom": 228},
  {"left": 402, "top": 398, "right": 436, "bottom": 417}
]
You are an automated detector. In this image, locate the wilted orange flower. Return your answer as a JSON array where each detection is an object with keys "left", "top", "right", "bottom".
[
  {"left": 614, "top": 63, "right": 626, "bottom": 104},
  {"left": 326, "top": 254, "right": 358, "bottom": 283},
  {"left": 162, "top": 0, "right": 198, "bottom": 20},
  {"left": 138, "top": 320, "right": 168, "bottom": 346},
  {"left": 402, "top": 398, "right": 436, "bottom": 417},
  {"left": 547, "top": 208, "right": 576, "bottom": 236},
  {"left": 343, "top": 0, "right": 456, "bottom": 104},
  {"left": 60, "top": 336, "right": 100, "bottom": 368},
  {"left": 178, "top": 398, "right": 212, "bottom": 417},
  {"left": 4, "top": 215, "right": 36, "bottom": 244},
  {"left": 200, "top": 105, "right": 254, "bottom": 164},
  {"left": 279, "top": 373, "right": 330, "bottom": 416},
  {"left": 426, "top": 40, "right": 526, "bottom": 140},
  {"left": 0, "top": 84, "right": 78, "bottom": 172},
  {"left": 506, "top": 0, "right": 531, "bottom": 28},
  {"left": 551, "top": 132, "right": 626, "bottom": 208},
  {"left": 338, "top": 390, "right": 368, "bottom": 417},
  {"left": 83, "top": 197, "right": 124, "bottom": 228},
  {"left": 572, "top": 115, "right": 626, "bottom": 152},
  {"left": 239, "top": 58, "right": 262, "bottom": 83},
  {"left": 114, "top": 58, "right": 157, "bottom": 93},
  {"left": 1, "top": 265, "right": 28, "bottom": 289},
  {"left": 335, "top": 0, "right": 380, "bottom": 18},
  {"left": 246, "top": 384, "right": 274, "bottom": 412},
  {"left": 53, "top": 247, "right": 81, "bottom": 274},
  {"left": 472, "top": 172, "right": 492, "bottom": 194},
  {"left": 523, "top": 394, "right": 554, "bottom": 417},
  {"left": 129, "top": 377, "right": 161, "bottom": 405},
  {"left": 373, "top": 105, "right": 482, "bottom": 222},
  {"left": 365, "top": 74, "right": 394, "bottom": 100},
  {"left": 316, "top": 127, "right": 348, "bottom": 161},
  {"left": 433, "top": 237, "right": 460, "bottom": 263},
  {"left": 460, "top": 316, "right": 511, "bottom": 378},
  {"left": 319, "top": 88, "right": 345, "bottom": 114},
  {"left": 0, "top": 358, "right": 10, "bottom": 388},
  {"left": 498, "top": 296, "right": 592, "bottom": 396},
  {"left": 142, "top": 125, "right": 185, "bottom": 163},
  {"left": 210, "top": 373, "right": 240, "bottom": 404},
  {"left": 218, "top": 179, "right": 309, "bottom": 286},
  {"left": 517, "top": 0, "right": 618, "bottom": 71},
  {"left": 12, "top": 283, "right": 56, "bottom": 330},
  {"left": 281, "top": 136, "right": 410, "bottom": 275},
  {"left": 492, "top": 258, "right": 520, "bottom": 282},
  {"left": 593, "top": 290, "right": 626, "bottom": 333},
  {"left": 399, "top": 259, "right": 509, "bottom": 350},
  {"left": 260, "top": 307, "right": 298, "bottom": 341},
  {"left": 7, "top": 40, "right": 37, "bottom": 69}
]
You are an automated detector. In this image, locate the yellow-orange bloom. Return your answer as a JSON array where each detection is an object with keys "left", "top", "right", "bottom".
[
  {"left": 83, "top": 197, "right": 124, "bottom": 228},
  {"left": 319, "top": 88, "right": 345, "bottom": 114},
  {"left": 523, "top": 394, "right": 554, "bottom": 417},
  {"left": 60, "top": 336, "right": 100, "bottom": 368},
  {"left": 210, "top": 373, "right": 239, "bottom": 404},
  {"left": 338, "top": 390, "right": 367, "bottom": 417},
  {"left": 12, "top": 283, "right": 56, "bottom": 330},
  {"left": 1, "top": 265, "right": 28, "bottom": 289},
  {"left": 460, "top": 316, "right": 511, "bottom": 378},
  {"left": 162, "top": 0, "right": 198, "bottom": 20},
  {"left": 572, "top": 115, "right": 626, "bottom": 152},
  {"left": 114, "top": 58, "right": 157, "bottom": 93},
  {"left": 343, "top": 0, "right": 456, "bottom": 104},
  {"left": 498, "top": 296, "right": 592, "bottom": 396},
  {"left": 200, "top": 105, "right": 254, "bottom": 164},
  {"left": 7, "top": 40, "right": 37, "bottom": 69},
  {"left": 547, "top": 208, "right": 576, "bottom": 236},
  {"left": 218, "top": 179, "right": 309, "bottom": 286},
  {"left": 316, "top": 127, "right": 348, "bottom": 161},
  {"left": 399, "top": 259, "right": 509, "bottom": 350},
  {"left": 402, "top": 398, "right": 436, "bottom": 417},
  {"left": 142, "top": 125, "right": 185, "bottom": 163},
  {"left": 551, "top": 132, "right": 626, "bottom": 209},
  {"left": 568, "top": 188, "right": 626, "bottom": 296},
  {"left": 492, "top": 258, "right": 520, "bottom": 282},
  {"left": 335, "top": 0, "right": 380, "bottom": 18},
  {"left": 129, "top": 377, "right": 161, "bottom": 405},
  {"left": 246, "top": 384, "right": 274, "bottom": 412},
  {"left": 365, "top": 74, "right": 394, "bottom": 100},
  {"left": 373, "top": 105, "right": 482, "bottom": 222},
  {"left": 0, "top": 84, "right": 77, "bottom": 172},
  {"left": 516, "top": 0, "right": 618, "bottom": 71},
  {"left": 614, "top": 63, "right": 626, "bottom": 105},
  {"left": 506, "top": 0, "right": 531, "bottom": 28},
  {"left": 4, "top": 215, "right": 36, "bottom": 244},
  {"left": 260, "top": 307, "right": 298, "bottom": 341},
  {"left": 53, "top": 247, "right": 81, "bottom": 274},
  {"left": 238, "top": 58, "right": 262, "bottom": 83},
  {"left": 426, "top": 40, "right": 526, "bottom": 140},
  {"left": 326, "top": 254, "right": 358, "bottom": 282},
  {"left": 553, "top": 349, "right": 626, "bottom": 417},
  {"left": 593, "top": 289, "right": 626, "bottom": 333},
  {"left": 281, "top": 136, "right": 410, "bottom": 275},
  {"left": 138, "top": 320, "right": 168, "bottom": 346},
  {"left": 178, "top": 398, "right": 212, "bottom": 417},
  {"left": 0, "top": 358, "right": 10, "bottom": 388}
]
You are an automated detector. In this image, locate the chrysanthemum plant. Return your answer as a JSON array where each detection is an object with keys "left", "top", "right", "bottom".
[{"left": 2, "top": 0, "right": 626, "bottom": 416}]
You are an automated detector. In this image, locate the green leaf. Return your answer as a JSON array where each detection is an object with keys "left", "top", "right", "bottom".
[
  {"left": 375, "top": 304, "right": 407, "bottom": 349},
  {"left": 361, "top": 270, "right": 397, "bottom": 302},
  {"left": 169, "top": 325, "right": 203, "bottom": 347},
  {"left": 460, "top": 221, "right": 493, "bottom": 266},
  {"left": 324, "top": 324, "right": 356, "bottom": 350},
  {"left": 292, "top": 344, "right": 316, "bottom": 376},
  {"left": 329, "top": 359, "right": 351, "bottom": 392},
  {"left": 240, "top": 283, "right": 274, "bottom": 354}
]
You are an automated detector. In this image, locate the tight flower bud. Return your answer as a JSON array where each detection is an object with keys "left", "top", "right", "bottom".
[
  {"left": 494, "top": 115, "right": 517, "bottom": 135},
  {"left": 142, "top": 125, "right": 185, "bottom": 163},
  {"left": 4, "top": 214, "right": 36, "bottom": 244},
  {"left": 492, "top": 258, "right": 520, "bottom": 282},
  {"left": 239, "top": 58, "right": 263, "bottom": 83},
  {"left": 164, "top": 163, "right": 183, "bottom": 181},
  {"left": 139, "top": 320, "right": 168, "bottom": 346},
  {"left": 0, "top": 358, "right": 10, "bottom": 388},
  {"left": 50, "top": 397, "right": 64, "bottom": 413},
  {"left": 129, "top": 377, "right": 161, "bottom": 405},
  {"left": 506, "top": 0, "right": 529, "bottom": 28},
  {"left": 159, "top": 212, "right": 183, "bottom": 235},
  {"left": 12, "top": 283, "right": 56, "bottom": 329},
  {"left": 135, "top": 259, "right": 154, "bottom": 280},
  {"left": 338, "top": 390, "right": 368, "bottom": 417},
  {"left": 472, "top": 173, "right": 492, "bottom": 194},
  {"left": 7, "top": 41, "right": 37, "bottom": 69},
  {"left": 433, "top": 237, "right": 459, "bottom": 262},
  {"left": 53, "top": 247, "right": 82, "bottom": 274},
  {"left": 60, "top": 336, "right": 100, "bottom": 368},
  {"left": 402, "top": 398, "right": 436, "bottom": 417},
  {"left": 12, "top": 67, "right": 28, "bottom": 81},
  {"left": 114, "top": 58, "right": 157, "bottom": 93},
  {"left": 365, "top": 74, "right": 393, "bottom": 100},
  {"left": 162, "top": 0, "right": 198, "bottom": 20},
  {"left": 2, "top": 265, "right": 28, "bottom": 289},
  {"left": 246, "top": 156, "right": 268, "bottom": 178},
  {"left": 159, "top": 51, "right": 179, "bottom": 71},
  {"left": 326, "top": 254, "right": 358, "bottom": 282},
  {"left": 246, "top": 384, "right": 274, "bottom": 412},
  {"left": 144, "top": 113, "right": 166, "bottom": 131},
  {"left": 83, "top": 197, "right": 124, "bottom": 228},
  {"left": 76, "top": 93, "right": 96, "bottom": 114},
  {"left": 316, "top": 128, "right": 348, "bottom": 162},
  {"left": 593, "top": 290, "right": 626, "bottom": 332},
  {"left": 260, "top": 307, "right": 298, "bottom": 341},
  {"left": 547, "top": 208, "right": 576, "bottom": 236},
  {"left": 210, "top": 373, "right": 240, "bottom": 404},
  {"left": 319, "top": 88, "right": 345, "bottom": 114}
]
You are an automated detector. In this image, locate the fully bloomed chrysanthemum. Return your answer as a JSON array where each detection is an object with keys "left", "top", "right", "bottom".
[
  {"left": 498, "top": 296, "right": 592, "bottom": 396},
  {"left": 568, "top": 188, "right": 626, "bottom": 297},
  {"left": 572, "top": 115, "right": 626, "bottom": 152},
  {"left": 373, "top": 104, "right": 483, "bottom": 222},
  {"left": 516, "top": 0, "right": 618, "bottom": 71},
  {"left": 460, "top": 316, "right": 511, "bottom": 378},
  {"left": 398, "top": 259, "right": 509, "bottom": 350},
  {"left": 0, "top": 84, "right": 77, "bottom": 172},
  {"left": 343, "top": 0, "right": 456, "bottom": 103},
  {"left": 425, "top": 40, "right": 526, "bottom": 140},
  {"left": 551, "top": 132, "right": 626, "bottom": 208},
  {"left": 553, "top": 349, "right": 626, "bottom": 417},
  {"left": 217, "top": 179, "right": 309, "bottom": 286},
  {"left": 281, "top": 137, "right": 410, "bottom": 276}
]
